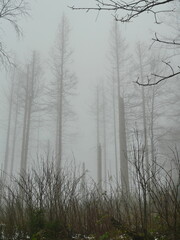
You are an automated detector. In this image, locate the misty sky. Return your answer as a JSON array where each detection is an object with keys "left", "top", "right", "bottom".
[{"left": 0, "top": 0, "right": 174, "bottom": 178}]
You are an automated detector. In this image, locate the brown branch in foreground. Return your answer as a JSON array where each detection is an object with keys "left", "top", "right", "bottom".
[
  {"left": 152, "top": 33, "right": 180, "bottom": 46},
  {"left": 135, "top": 70, "right": 180, "bottom": 86},
  {"left": 70, "top": 0, "right": 179, "bottom": 87},
  {"left": 69, "top": 0, "right": 174, "bottom": 22}
]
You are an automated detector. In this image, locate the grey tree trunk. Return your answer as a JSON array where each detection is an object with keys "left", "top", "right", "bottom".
[
  {"left": 138, "top": 45, "right": 150, "bottom": 181},
  {"left": 55, "top": 16, "right": 65, "bottom": 171},
  {"left": 20, "top": 66, "right": 29, "bottom": 177},
  {"left": 51, "top": 15, "right": 76, "bottom": 171},
  {"left": 20, "top": 53, "right": 36, "bottom": 177},
  {"left": 23, "top": 74, "right": 33, "bottom": 175},
  {"left": 114, "top": 21, "right": 129, "bottom": 192},
  {"left": 24, "top": 54, "right": 36, "bottom": 171},
  {"left": 112, "top": 76, "right": 118, "bottom": 186},
  {"left": 102, "top": 83, "right": 107, "bottom": 190},
  {"left": 36, "top": 115, "right": 41, "bottom": 155},
  {"left": 56, "top": 69, "right": 63, "bottom": 171},
  {"left": 10, "top": 85, "right": 19, "bottom": 176},
  {"left": 4, "top": 70, "right": 15, "bottom": 177},
  {"left": 150, "top": 86, "right": 156, "bottom": 180},
  {"left": 96, "top": 86, "right": 102, "bottom": 192},
  {"left": 81, "top": 162, "right": 86, "bottom": 196},
  {"left": 137, "top": 45, "right": 150, "bottom": 236},
  {"left": 97, "top": 144, "right": 102, "bottom": 192},
  {"left": 119, "top": 96, "right": 129, "bottom": 192}
]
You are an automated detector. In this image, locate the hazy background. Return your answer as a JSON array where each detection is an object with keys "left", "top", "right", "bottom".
[{"left": 0, "top": 0, "right": 176, "bottom": 179}]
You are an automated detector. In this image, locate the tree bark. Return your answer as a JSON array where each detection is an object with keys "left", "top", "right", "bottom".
[
  {"left": 4, "top": 70, "right": 15, "bottom": 177},
  {"left": 96, "top": 86, "right": 102, "bottom": 192},
  {"left": 114, "top": 21, "right": 129, "bottom": 192}
]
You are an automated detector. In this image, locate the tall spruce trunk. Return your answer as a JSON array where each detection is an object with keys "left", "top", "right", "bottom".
[
  {"left": 20, "top": 53, "right": 35, "bottom": 177},
  {"left": 20, "top": 66, "right": 29, "bottom": 177},
  {"left": 55, "top": 16, "right": 66, "bottom": 171},
  {"left": 102, "top": 83, "right": 107, "bottom": 190},
  {"left": 96, "top": 86, "right": 102, "bottom": 192},
  {"left": 115, "top": 21, "right": 129, "bottom": 192},
  {"left": 137, "top": 45, "right": 150, "bottom": 240},
  {"left": 4, "top": 71, "right": 15, "bottom": 178},
  {"left": 112, "top": 75, "right": 118, "bottom": 185},
  {"left": 119, "top": 96, "right": 129, "bottom": 192},
  {"left": 10, "top": 85, "right": 19, "bottom": 176},
  {"left": 150, "top": 86, "right": 156, "bottom": 186},
  {"left": 81, "top": 162, "right": 86, "bottom": 196},
  {"left": 138, "top": 46, "right": 150, "bottom": 180},
  {"left": 24, "top": 54, "right": 36, "bottom": 171}
]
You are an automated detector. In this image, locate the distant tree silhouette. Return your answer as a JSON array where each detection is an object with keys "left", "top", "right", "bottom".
[{"left": 0, "top": 0, "right": 29, "bottom": 65}]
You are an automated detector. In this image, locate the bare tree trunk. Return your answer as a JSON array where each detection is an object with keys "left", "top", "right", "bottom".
[
  {"left": 119, "top": 96, "right": 129, "bottom": 192},
  {"left": 56, "top": 73, "right": 63, "bottom": 170},
  {"left": 36, "top": 115, "right": 41, "bottom": 155},
  {"left": 56, "top": 16, "right": 65, "bottom": 171},
  {"left": 51, "top": 15, "right": 76, "bottom": 170},
  {"left": 150, "top": 86, "right": 156, "bottom": 182},
  {"left": 96, "top": 86, "right": 102, "bottom": 192},
  {"left": 138, "top": 45, "right": 150, "bottom": 183},
  {"left": 137, "top": 44, "right": 150, "bottom": 239},
  {"left": 55, "top": 115, "right": 59, "bottom": 161},
  {"left": 20, "top": 53, "right": 36, "bottom": 177},
  {"left": 81, "top": 162, "right": 86, "bottom": 196},
  {"left": 4, "top": 70, "right": 15, "bottom": 177},
  {"left": 20, "top": 65, "right": 29, "bottom": 177},
  {"left": 23, "top": 81, "right": 32, "bottom": 175},
  {"left": 112, "top": 76, "right": 119, "bottom": 185},
  {"left": 97, "top": 144, "right": 102, "bottom": 192},
  {"left": 23, "top": 54, "right": 36, "bottom": 173},
  {"left": 10, "top": 87, "right": 19, "bottom": 176},
  {"left": 102, "top": 83, "right": 107, "bottom": 190},
  {"left": 114, "top": 21, "right": 129, "bottom": 192}
]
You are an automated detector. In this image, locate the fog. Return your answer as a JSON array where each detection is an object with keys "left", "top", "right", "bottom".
[
  {"left": 0, "top": 0, "right": 179, "bottom": 184},
  {"left": 0, "top": 0, "right": 180, "bottom": 239}
]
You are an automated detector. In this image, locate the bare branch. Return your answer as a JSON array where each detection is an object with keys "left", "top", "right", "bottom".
[
  {"left": 135, "top": 70, "right": 180, "bottom": 86},
  {"left": 152, "top": 32, "right": 180, "bottom": 46},
  {"left": 69, "top": 0, "right": 174, "bottom": 22},
  {"left": 71, "top": 0, "right": 179, "bottom": 86},
  {"left": 0, "top": 0, "right": 29, "bottom": 66}
]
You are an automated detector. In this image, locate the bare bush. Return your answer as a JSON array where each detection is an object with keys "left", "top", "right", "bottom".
[{"left": 0, "top": 149, "right": 179, "bottom": 240}]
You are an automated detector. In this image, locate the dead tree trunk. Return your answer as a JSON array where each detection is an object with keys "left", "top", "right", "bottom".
[
  {"left": 20, "top": 65, "right": 29, "bottom": 177},
  {"left": 138, "top": 45, "right": 150, "bottom": 182},
  {"left": 10, "top": 83, "right": 20, "bottom": 176},
  {"left": 96, "top": 86, "right": 102, "bottom": 192},
  {"left": 102, "top": 82, "right": 107, "bottom": 190},
  {"left": 81, "top": 162, "right": 86, "bottom": 196},
  {"left": 52, "top": 15, "right": 76, "bottom": 171},
  {"left": 4, "top": 70, "right": 15, "bottom": 177},
  {"left": 119, "top": 96, "right": 129, "bottom": 192},
  {"left": 112, "top": 75, "right": 119, "bottom": 185},
  {"left": 20, "top": 53, "right": 35, "bottom": 177},
  {"left": 56, "top": 63, "right": 63, "bottom": 171},
  {"left": 150, "top": 86, "right": 156, "bottom": 183},
  {"left": 114, "top": 21, "right": 129, "bottom": 192}
]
